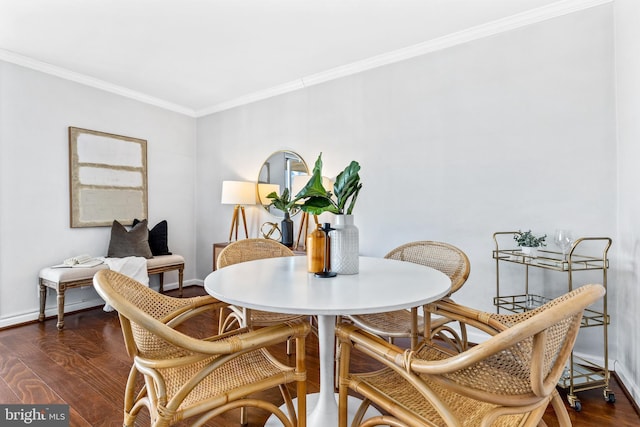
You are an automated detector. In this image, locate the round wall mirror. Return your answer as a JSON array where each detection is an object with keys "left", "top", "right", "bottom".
[{"left": 257, "top": 150, "right": 308, "bottom": 217}]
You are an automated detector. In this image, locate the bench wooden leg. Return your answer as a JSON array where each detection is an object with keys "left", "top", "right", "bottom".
[
  {"left": 39, "top": 280, "right": 47, "bottom": 322},
  {"left": 148, "top": 262, "right": 184, "bottom": 296},
  {"left": 56, "top": 287, "right": 66, "bottom": 330}
]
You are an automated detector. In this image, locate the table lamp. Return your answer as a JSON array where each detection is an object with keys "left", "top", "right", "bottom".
[{"left": 221, "top": 180, "right": 255, "bottom": 241}]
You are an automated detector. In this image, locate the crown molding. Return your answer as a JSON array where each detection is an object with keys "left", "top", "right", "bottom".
[
  {"left": 0, "top": 48, "right": 197, "bottom": 117},
  {"left": 195, "top": 79, "right": 305, "bottom": 117},
  {"left": 198, "top": 0, "right": 612, "bottom": 117},
  {"left": 1, "top": 0, "right": 612, "bottom": 118}
]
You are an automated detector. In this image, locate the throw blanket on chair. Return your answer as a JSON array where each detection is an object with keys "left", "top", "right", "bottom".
[{"left": 102, "top": 257, "right": 149, "bottom": 311}]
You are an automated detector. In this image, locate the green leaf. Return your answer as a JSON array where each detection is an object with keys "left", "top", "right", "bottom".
[
  {"left": 300, "top": 196, "right": 337, "bottom": 215},
  {"left": 333, "top": 161, "right": 360, "bottom": 213},
  {"left": 293, "top": 154, "right": 330, "bottom": 199},
  {"left": 345, "top": 183, "right": 362, "bottom": 215}
]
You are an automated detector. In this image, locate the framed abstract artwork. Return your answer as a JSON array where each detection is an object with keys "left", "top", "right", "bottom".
[{"left": 69, "top": 127, "right": 147, "bottom": 227}]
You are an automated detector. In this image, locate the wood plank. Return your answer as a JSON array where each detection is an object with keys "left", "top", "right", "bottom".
[
  {"left": 0, "top": 332, "right": 123, "bottom": 426},
  {"left": 0, "top": 375, "right": 21, "bottom": 404},
  {"left": 0, "top": 342, "right": 65, "bottom": 404}
]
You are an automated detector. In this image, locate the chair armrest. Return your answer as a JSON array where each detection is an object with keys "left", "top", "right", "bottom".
[
  {"left": 163, "top": 295, "right": 228, "bottom": 328},
  {"left": 426, "top": 298, "right": 513, "bottom": 336},
  {"left": 336, "top": 323, "right": 464, "bottom": 375},
  {"left": 337, "top": 320, "right": 527, "bottom": 377},
  {"left": 162, "top": 318, "right": 312, "bottom": 356},
  {"left": 340, "top": 284, "right": 592, "bottom": 376}
]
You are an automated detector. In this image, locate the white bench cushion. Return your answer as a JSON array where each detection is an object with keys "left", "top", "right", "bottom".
[
  {"left": 146, "top": 254, "right": 185, "bottom": 269},
  {"left": 39, "top": 264, "right": 108, "bottom": 283},
  {"left": 40, "top": 255, "right": 185, "bottom": 284}
]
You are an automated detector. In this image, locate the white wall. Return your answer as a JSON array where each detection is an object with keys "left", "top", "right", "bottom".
[
  {"left": 0, "top": 61, "right": 197, "bottom": 326},
  {"left": 197, "top": 2, "right": 622, "bottom": 381},
  {"left": 614, "top": 0, "right": 640, "bottom": 406}
]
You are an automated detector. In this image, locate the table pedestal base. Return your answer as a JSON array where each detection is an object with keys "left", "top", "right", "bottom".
[{"left": 264, "top": 393, "right": 381, "bottom": 427}]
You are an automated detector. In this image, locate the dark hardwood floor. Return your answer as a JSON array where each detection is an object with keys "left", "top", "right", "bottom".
[{"left": 1, "top": 285, "right": 638, "bottom": 426}]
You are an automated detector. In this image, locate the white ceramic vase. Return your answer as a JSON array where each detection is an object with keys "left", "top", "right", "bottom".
[{"left": 329, "top": 214, "right": 359, "bottom": 274}]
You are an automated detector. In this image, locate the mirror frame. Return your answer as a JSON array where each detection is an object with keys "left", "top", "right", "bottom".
[{"left": 257, "top": 150, "right": 308, "bottom": 217}]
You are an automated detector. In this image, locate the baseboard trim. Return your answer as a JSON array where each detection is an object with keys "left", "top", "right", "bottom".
[
  {"left": 615, "top": 364, "right": 640, "bottom": 415},
  {"left": 0, "top": 279, "right": 202, "bottom": 330}
]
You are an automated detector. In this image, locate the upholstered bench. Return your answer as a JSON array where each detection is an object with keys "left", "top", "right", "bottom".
[{"left": 38, "top": 254, "right": 184, "bottom": 330}]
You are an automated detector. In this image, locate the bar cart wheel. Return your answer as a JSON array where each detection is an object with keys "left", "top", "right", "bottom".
[
  {"left": 605, "top": 390, "right": 616, "bottom": 403},
  {"left": 568, "top": 394, "right": 582, "bottom": 412}
]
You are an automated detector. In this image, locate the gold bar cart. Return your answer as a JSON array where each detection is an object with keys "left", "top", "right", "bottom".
[{"left": 492, "top": 232, "right": 613, "bottom": 411}]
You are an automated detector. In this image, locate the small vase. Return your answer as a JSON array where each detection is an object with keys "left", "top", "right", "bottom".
[
  {"left": 281, "top": 213, "right": 293, "bottom": 247},
  {"left": 520, "top": 246, "right": 538, "bottom": 257},
  {"left": 329, "top": 214, "right": 359, "bottom": 274}
]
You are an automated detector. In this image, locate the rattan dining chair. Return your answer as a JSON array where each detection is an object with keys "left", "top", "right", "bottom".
[
  {"left": 336, "top": 283, "right": 605, "bottom": 427},
  {"left": 347, "top": 241, "right": 471, "bottom": 349},
  {"left": 216, "top": 238, "right": 308, "bottom": 340},
  {"left": 93, "top": 269, "right": 310, "bottom": 427}
]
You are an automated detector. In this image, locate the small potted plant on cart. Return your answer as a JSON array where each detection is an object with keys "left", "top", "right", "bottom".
[{"left": 514, "top": 230, "right": 547, "bottom": 257}]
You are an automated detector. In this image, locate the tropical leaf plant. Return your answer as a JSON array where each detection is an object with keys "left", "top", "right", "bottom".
[
  {"left": 293, "top": 153, "right": 362, "bottom": 215},
  {"left": 265, "top": 188, "right": 296, "bottom": 214}
]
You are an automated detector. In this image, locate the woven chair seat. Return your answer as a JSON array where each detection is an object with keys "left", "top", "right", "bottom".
[
  {"left": 354, "top": 345, "right": 525, "bottom": 426},
  {"left": 250, "top": 310, "right": 304, "bottom": 324},
  {"left": 347, "top": 309, "right": 457, "bottom": 338},
  {"left": 350, "top": 309, "right": 416, "bottom": 336},
  {"left": 164, "top": 348, "right": 294, "bottom": 410}
]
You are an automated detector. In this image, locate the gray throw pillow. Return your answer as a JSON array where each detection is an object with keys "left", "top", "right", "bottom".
[{"left": 107, "top": 219, "right": 153, "bottom": 259}]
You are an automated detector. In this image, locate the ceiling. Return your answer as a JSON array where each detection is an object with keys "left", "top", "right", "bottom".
[{"left": 0, "top": 0, "right": 587, "bottom": 116}]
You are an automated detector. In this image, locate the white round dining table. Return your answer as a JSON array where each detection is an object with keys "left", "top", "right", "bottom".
[{"left": 204, "top": 255, "right": 451, "bottom": 427}]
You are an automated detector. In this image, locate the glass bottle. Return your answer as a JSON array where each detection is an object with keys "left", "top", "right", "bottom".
[{"left": 307, "top": 223, "right": 325, "bottom": 273}]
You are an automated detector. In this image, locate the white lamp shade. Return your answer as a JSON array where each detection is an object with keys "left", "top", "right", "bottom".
[
  {"left": 257, "top": 183, "right": 280, "bottom": 205},
  {"left": 221, "top": 181, "right": 256, "bottom": 205}
]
